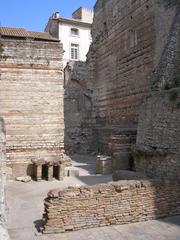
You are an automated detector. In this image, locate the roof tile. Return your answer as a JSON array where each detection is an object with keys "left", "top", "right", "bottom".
[{"left": 0, "top": 27, "right": 59, "bottom": 42}]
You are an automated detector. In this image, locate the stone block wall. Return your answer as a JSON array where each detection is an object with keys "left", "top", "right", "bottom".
[
  {"left": 134, "top": 89, "right": 180, "bottom": 180},
  {"left": 91, "top": 0, "right": 157, "bottom": 128},
  {"left": 66, "top": 0, "right": 178, "bottom": 152},
  {"left": 133, "top": 6, "right": 180, "bottom": 180},
  {"left": 63, "top": 0, "right": 179, "bottom": 171},
  {"left": 91, "top": 0, "right": 178, "bottom": 128},
  {"left": 64, "top": 61, "right": 94, "bottom": 154},
  {"left": 0, "top": 118, "right": 9, "bottom": 239},
  {"left": 0, "top": 38, "right": 64, "bottom": 177},
  {"left": 0, "top": 118, "right": 6, "bottom": 224},
  {"left": 41, "top": 1, "right": 180, "bottom": 234},
  {"left": 43, "top": 179, "right": 180, "bottom": 233}
]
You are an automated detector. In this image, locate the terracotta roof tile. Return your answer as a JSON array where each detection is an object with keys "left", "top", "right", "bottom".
[{"left": 0, "top": 27, "right": 59, "bottom": 42}]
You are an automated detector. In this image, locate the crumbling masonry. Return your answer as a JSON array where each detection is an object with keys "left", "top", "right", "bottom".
[
  {"left": 0, "top": 118, "right": 9, "bottom": 239},
  {"left": 43, "top": 0, "right": 180, "bottom": 233},
  {"left": 64, "top": 0, "right": 180, "bottom": 174},
  {"left": 0, "top": 0, "right": 179, "bottom": 235},
  {"left": 0, "top": 28, "right": 66, "bottom": 179}
]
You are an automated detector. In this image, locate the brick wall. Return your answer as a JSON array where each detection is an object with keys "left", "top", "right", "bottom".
[
  {"left": 63, "top": 0, "right": 179, "bottom": 169},
  {"left": 76, "top": 0, "right": 178, "bottom": 154},
  {"left": 43, "top": 179, "right": 180, "bottom": 233},
  {"left": 91, "top": 0, "right": 178, "bottom": 128},
  {"left": 91, "top": 0, "right": 156, "bottom": 128},
  {"left": 133, "top": 6, "right": 180, "bottom": 180},
  {"left": 0, "top": 38, "right": 64, "bottom": 177},
  {"left": 134, "top": 89, "right": 180, "bottom": 180}
]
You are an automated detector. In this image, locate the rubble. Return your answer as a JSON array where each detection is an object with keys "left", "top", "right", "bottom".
[{"left": 15, "top": 176, "right": 32, "bottom": 183}]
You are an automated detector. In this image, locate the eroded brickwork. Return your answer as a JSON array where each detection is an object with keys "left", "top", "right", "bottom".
[
  {"left": 91, "top": 0, "right": 156, "bottom": 128},
  {"left": 0, "top": 118, "right": 9, "bottom": 239},
  {"left": 45, "top": 2, "right": 180, "bottom": 233},
  {"left": 134, "top": 90, "right": 180, "bottom": 180},
  {"left": 0, "top": 38, "right": 64, "bottom": 177},
  {"left": 43, "top": 179, "right": 180, "bottom": 233},
  {"left": 65, "top": 0, "right": 179, "bottom": 170},
  {"left": 133, "top": 6, "right": 180, "bottom": 180},
  {"left": 0, "top": 118, "right": 6, "bottom": 222},
  {"left": 64, "top": 61, "right": 94, "bottom": 154},
  {"left": 90, "top": 0, "right": 179, "bottom": 148}
]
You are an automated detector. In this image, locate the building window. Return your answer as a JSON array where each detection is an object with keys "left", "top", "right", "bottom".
[
  {"left": 70, "top": 28, "right": 79, "bottom": 36},
  {"left": 71, "top": 44, "right": 79, "bottom": 60}
]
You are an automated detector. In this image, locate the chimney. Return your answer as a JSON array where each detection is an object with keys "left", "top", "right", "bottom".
[
  {"left": 72, "top": 7, "right": 94, "bottom": 24},
  {"left": 53, "top": 12, "right": 60, "bottom": 19}
]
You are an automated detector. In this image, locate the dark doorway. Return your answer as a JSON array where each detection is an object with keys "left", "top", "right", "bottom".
[
  {"left": 42, "top": 164, "right": 48, "bottom": 180},
  {"left": 53, "top": 166, "right": 59, "bottom": 180},
  {"left": 129, "top": 156, "right": 135, "bottom": 171}
]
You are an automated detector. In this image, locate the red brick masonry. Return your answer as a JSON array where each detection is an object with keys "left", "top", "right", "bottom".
[{"left": 43, "top": 180, "right": 180, "bottom": 233}]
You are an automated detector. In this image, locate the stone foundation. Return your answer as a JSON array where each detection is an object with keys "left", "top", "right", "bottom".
[{"left": 43, "top": 179, "right": 180, "bottom": 234}]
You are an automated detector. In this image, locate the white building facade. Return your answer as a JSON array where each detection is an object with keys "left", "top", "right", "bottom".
[{"left": 45, "top": 7, "right": 93, "bottom": 67}]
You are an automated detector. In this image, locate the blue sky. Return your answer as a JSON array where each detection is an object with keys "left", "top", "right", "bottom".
[{"left": 0, "top": 0, "right": 96, "bottom": 32}]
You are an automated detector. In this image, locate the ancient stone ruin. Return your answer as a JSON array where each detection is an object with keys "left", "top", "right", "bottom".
[
  {"left": 0, "top": 27, "right": 67, "bottom": 180},
  {"left": 43, "top": 180, "right": 180, "bottom": 234},
  {"left": 43, "top": 0, "right": 180, "bottom": 233},
  {"left": 64, "top": 0, "right": 180, "bottom": 176},
  {"left": 0, "top": 0, "right": 179, "bottom": 237}
]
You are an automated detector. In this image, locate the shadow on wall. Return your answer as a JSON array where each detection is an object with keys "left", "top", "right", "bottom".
[
  {"left": 34, "top": 219, "right": 44, "bottom": 233},
  {"left": 26, "top": 164, "right": 35, "bottom": 179}
]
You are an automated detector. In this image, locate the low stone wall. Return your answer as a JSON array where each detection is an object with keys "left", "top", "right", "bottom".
[{"left": 43, "top": 179, "right": 180, "bottom": 234}]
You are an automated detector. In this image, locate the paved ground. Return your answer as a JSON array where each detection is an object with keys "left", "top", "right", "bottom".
[{"left": 6, "top": 155, "right": 180, "bottom": 240}]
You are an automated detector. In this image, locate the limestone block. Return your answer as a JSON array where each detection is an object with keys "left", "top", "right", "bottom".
[{"left": 16, "top": 176, "right": 32, "bottom": 183}]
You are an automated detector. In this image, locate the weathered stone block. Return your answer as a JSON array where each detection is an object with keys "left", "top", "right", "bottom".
[{"left": 96, "top": 155, "right": 112, "bottom": 175}]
